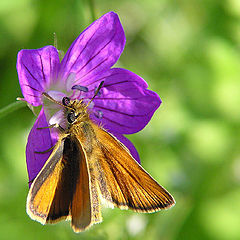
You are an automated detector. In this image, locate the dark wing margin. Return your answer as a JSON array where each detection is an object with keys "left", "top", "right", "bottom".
[{"left": 92, "top": 124, "right": 175, "bottom": 213}]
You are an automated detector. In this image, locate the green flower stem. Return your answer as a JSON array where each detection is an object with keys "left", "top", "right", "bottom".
[
  {"left": 88, "top": 0, "right": 96, "bottom": 22},
  {"left": 0, "top": 100, "right": 26, "bottom": 119}
]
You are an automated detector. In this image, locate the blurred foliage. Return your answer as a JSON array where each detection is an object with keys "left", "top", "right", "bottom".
[{"left": 0, "top": 0, "right": 240, "bottom": 239}]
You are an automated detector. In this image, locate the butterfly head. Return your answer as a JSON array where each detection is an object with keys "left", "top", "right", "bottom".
[
  {"left": 42, "top": 81, "right": 104, "bottom": 127},
  {"left": 61, "top": 81, "right": 104, "bottom": 125},
  {"left": 62, "top": 97, "right": 89, "bottom": 124}
]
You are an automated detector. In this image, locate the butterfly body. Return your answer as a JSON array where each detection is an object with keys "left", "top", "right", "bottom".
[{"left": 27, "top": 97, "right": 175, "bottom": 232}]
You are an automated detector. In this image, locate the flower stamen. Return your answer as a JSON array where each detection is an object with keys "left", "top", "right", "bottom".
[
  {"left": 95, "top": 86, "right": 101, "bottom": 96},
  {"left": 72, "top": 85, "right": 89, "bottom": 92},
  {"left": 94, "top": 110, "right": 103, "bottom": 119}
]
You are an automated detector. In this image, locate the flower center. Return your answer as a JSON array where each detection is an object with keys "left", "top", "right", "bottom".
[{"left": 44, "top": 73, "right": 105, "bottom": 128}]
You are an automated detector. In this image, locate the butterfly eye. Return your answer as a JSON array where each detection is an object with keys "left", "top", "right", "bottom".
[
  {"left": 67, "top": 112, "right": 76, "bottom": 123},
  {"left": 62, "top": 97, "right": 71, "bottom": 106}
]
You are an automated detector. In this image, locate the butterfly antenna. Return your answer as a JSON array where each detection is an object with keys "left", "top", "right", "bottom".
[
  {"left": 42, "top": 92, "right": 74, "bottom": 110},
  {"left": 85, "top": 81, "right": 104, "bottom": 108}
]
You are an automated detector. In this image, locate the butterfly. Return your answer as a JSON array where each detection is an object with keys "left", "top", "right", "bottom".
[{"left": 26, "top": 82, "right": 175, "bottom": 232}]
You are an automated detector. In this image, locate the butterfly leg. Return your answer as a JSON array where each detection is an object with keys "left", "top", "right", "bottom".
[
  {"left": 34, "top": 145, "right": 56, "bottom": 154},
  {"left": 37, "top": 123, "right": 65, "bottom": 132},
  {"left": 34, "top": 123, "right": 64, "bottom": 154}
]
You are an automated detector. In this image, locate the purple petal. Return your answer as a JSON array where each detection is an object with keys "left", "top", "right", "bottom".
[
  {"left": 87, "top": 68, "right": 161, "bottom": 134},
  {"left": 59, "top": 12, "right": 125, "bottom": 85},
  {"left": 17, "top": 46, "right": 60, "bottom": 106},
  {"left": 26, "top": 108, "right": 56, "bottom": 187},
  {"left": 112, "top": 133, "right": 140, "bottom": 163}
]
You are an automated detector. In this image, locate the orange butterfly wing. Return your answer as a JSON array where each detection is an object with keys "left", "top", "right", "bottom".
[
  {"left": 27, "top": 134, "right": 92, "bottom": 232},
  {"left": 90, "top": 123, "right": 175, "bottom": 212}
]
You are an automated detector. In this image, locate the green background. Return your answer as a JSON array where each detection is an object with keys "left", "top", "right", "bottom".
[{"left": 0, "top": 0, "right": 240, "bottom": 239}]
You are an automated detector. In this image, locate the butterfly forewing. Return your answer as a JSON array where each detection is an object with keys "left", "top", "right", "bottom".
[
  {"left": 69, "top": 136, "right": 92, "bottom": 232},
  {"left": 27, "top": 134, "right": 93, "bottom": 232},
  {"left": 27, "top": 138, "right": 69, "bottom": 224},
  {"left": 90, "top": 123, "right": 175, "bottom": 212}
]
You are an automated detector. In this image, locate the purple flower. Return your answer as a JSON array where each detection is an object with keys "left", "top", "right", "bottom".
[{"left": 17, "top": 12, "right": 161, "bottom": 184}]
